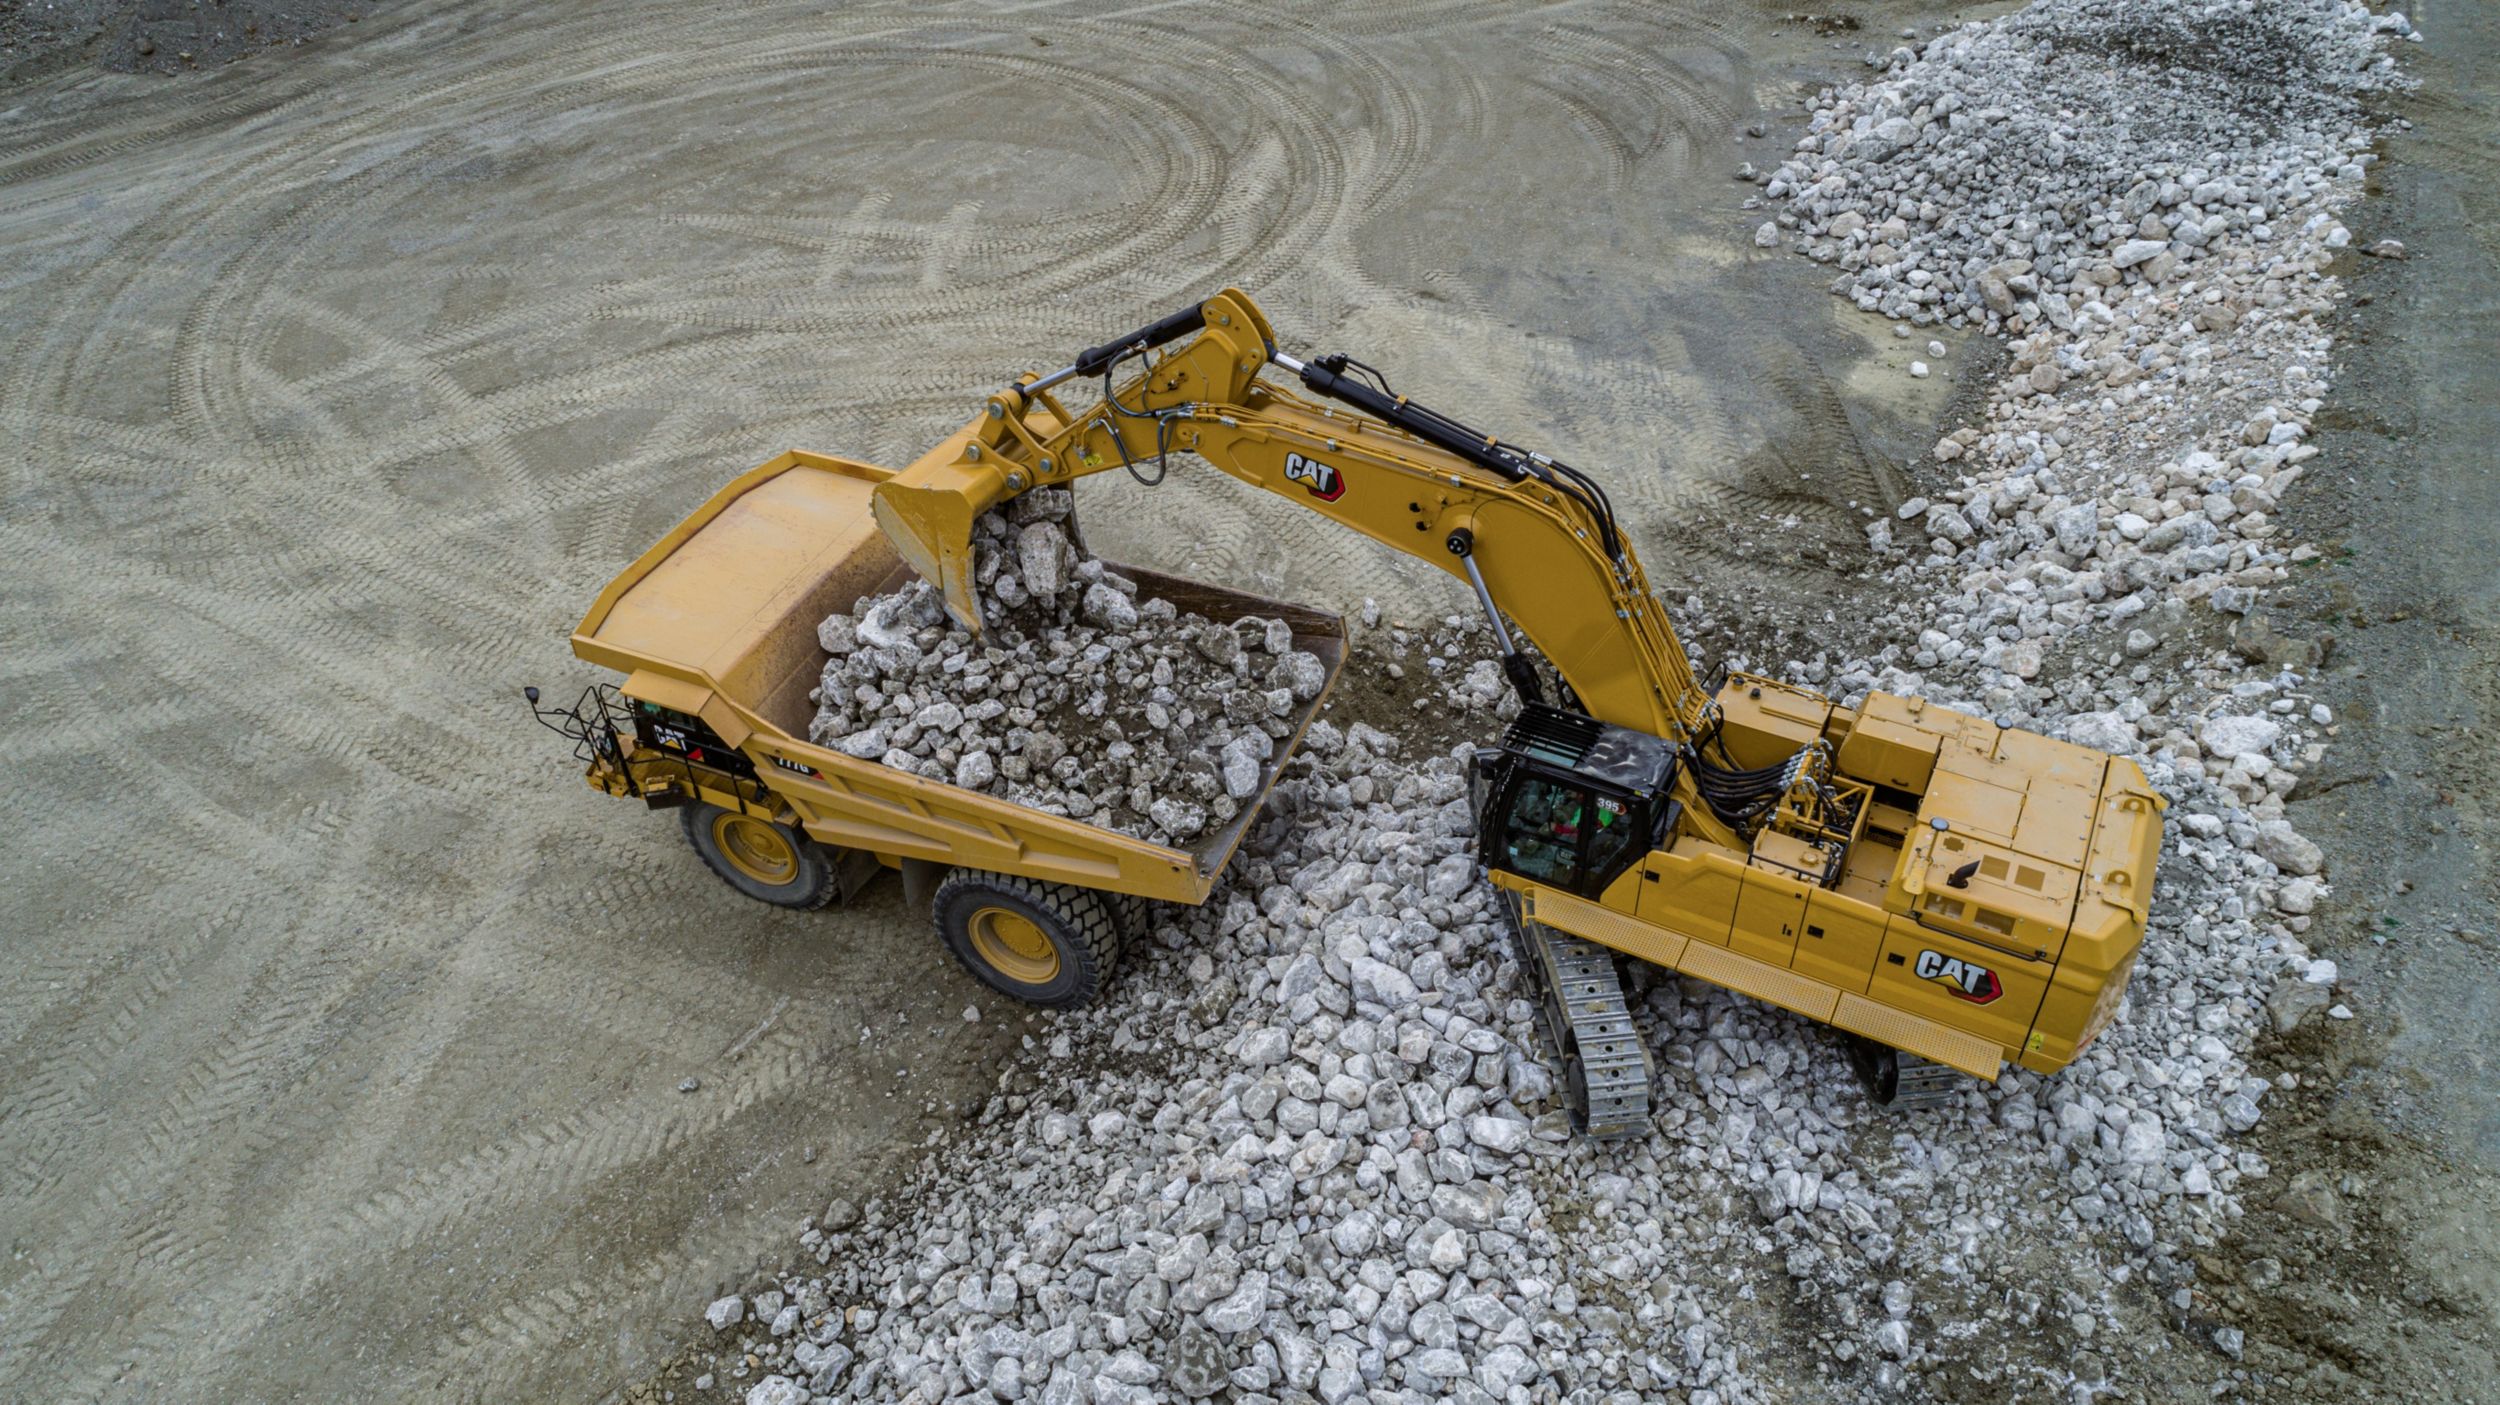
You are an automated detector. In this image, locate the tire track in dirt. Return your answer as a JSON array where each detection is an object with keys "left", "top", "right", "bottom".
[{"left": 0, "top": 604, "right": 508, "bottom": 1364}]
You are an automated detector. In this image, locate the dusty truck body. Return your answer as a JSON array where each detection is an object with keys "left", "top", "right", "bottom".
[{"left": 536, "top": 448, "right": 1343, "bottom": 1002}]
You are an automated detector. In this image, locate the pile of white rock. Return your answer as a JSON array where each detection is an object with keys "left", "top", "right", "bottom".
[
  {"left": 698, "top": 713, "right": 1778, "bottom": 1405},
  {"left": 806, "top": 489, "right": 1330, "bottom": 848},
  {"left": 1754, "top": 0, "right": 2413, "bottom": 332},
  {"left": 687, "top": 3, "right": 2414, "bottom": 1400}
]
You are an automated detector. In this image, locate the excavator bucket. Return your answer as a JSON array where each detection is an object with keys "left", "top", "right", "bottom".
[
  {"left": 868, "top": 291, "right": 1261, "bottom": 634},
  {"left": 869, "top": 421, "right": 1014, "bottom": 635}
]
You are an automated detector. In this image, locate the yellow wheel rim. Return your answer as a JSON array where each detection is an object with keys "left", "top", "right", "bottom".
[
  {"left": 967, "top": 906, "right": 1061, "bottom": 986},
  {"left": 713, "top": 813, "right": 798, "bottom": 886}
]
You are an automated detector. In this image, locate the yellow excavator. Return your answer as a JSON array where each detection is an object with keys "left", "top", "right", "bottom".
[{"left": 541, "top": 288, "right": 2164, "bottom": 1130}]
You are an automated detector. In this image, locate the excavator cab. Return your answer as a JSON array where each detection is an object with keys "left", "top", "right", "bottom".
[{"left": 1474, "top": 705, "right": 1677, "bottom": 900}]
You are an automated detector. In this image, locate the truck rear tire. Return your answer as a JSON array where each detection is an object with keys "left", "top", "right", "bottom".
[
  {"left": 932, "top": 871, "right": 1121, "bottom": 1008},
  {"left": 1109, "top": 891, "right": 1155, "bottom": 945},
  {"left": 681, "top": 803, "right": 837, "bottom": 910}
]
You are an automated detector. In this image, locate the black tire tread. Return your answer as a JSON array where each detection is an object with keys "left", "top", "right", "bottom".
[
  {"left": 1110, "top": 891, "right": 1154, "bottom": 944},
  {"left": 931, "top": 870, "right": 1122, "bottom": 1008},
  {"left": 680, "top": 803, "right": 838, "bottom": 910}
]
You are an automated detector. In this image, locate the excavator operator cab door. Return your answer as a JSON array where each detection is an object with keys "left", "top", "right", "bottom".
[{"left": 1478, "top": 759, "right": 1653, "bottom": 900}]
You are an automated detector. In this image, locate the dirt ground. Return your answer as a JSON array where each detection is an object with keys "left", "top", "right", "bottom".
[
  {"left": 3, "top": 0, "right": 2492, "bottom": 1401},
  {"left": 0, "top": 2, "right": 1956, "bottom": 1401},
  {"left": 0, "top": 0, "right": 371, "bottom": 81},
  {"left": 2212, "top": 0, "right": 2500, "bottom": 1393}
]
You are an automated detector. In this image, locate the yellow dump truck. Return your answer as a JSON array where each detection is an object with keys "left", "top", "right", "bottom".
[{"left": 529, "top": 449, "right": 1343, "bottom": 1007}]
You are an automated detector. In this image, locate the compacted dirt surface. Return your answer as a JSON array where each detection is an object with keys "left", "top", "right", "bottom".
[
  {"left": 0, "top": 2, "right": 1952, "bottom": 1400},
  {"left": 3, "top": 1, "right": 2493, "bottom": 1402}
]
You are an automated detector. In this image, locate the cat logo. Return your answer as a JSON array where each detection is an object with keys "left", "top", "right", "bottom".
[
  {"left": 1282, "top": 451, "right": 1345, "bottom": 502},
  {"left": 1914, "top": 949, "right": 2003, "bottom": 1004}
]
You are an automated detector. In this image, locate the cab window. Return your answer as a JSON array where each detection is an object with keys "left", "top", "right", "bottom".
[
  {"left": 1501, "top": 777, "right": 1587, "bottom": 889},
  {"left": 1584, "top": 793, "right": 1640, "bottom": 887}
]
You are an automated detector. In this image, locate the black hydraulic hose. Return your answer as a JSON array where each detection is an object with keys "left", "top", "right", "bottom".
[
  {"left": 1103, "top": 342, "right": 1153, "bottom": 420},
  {"left": 1688, "top": 754, "right": 1791, "bottom": 825},
  {"left": 1693, "top": 756, "right": 1790, "bottom": 786},
  {"left": 1694, "top": 751, "right": 1788, "bottom": 777},
  {"left": 1704, "top": 771, "right": 1776, "bottom": 790},
  {"left": 1707, "top": 727, "right": 1748, "bottom": 769},
  {"left": 1544, "top": 458, "right": 1620, "bottom": 546},
  {"left": 1696, "top": 777, "right": 1786, "bottom": 799},
  {"left": 1287, "top": 353, "right": 1625, "bottom": 561},
  {"left": 1100, "top": 342, "right": 1186, "bottom": 487},
  {"left": 1072, "top": 300, "right": 1206, "bottom": 378},
  {"left": 1693, "top": 778, "right": 1781, "bottom": 800}
]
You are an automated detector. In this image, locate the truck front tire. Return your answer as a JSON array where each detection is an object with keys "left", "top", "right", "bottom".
[
  {"left": 932, "top": 871, "right": 1122, "bottom": 1008},
  {"left": 681, "top": 803, "right": 837, "bottom": 910}
]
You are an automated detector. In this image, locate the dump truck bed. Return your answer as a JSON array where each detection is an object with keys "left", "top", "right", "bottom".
[{"left": 572, "top": 450, "right": 1344, "bottom": 905}]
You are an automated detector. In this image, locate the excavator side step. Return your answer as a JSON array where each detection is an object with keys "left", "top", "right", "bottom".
[{"left": 1497, "top": 891, "right": 1653, "bottom": 1138}]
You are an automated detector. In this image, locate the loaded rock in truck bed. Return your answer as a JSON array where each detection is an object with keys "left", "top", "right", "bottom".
[{"left": 807, "top": 489, "right": 1329, "bottom": 848}]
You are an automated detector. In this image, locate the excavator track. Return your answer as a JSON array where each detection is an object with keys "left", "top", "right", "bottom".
[
  {"left": 1496, "top": 891, "right": 1652, "bottom": 1138},
  {"left": 1846, "top": 1037, "right": 1965, "bottom": 1112},
  {"left": 1886, "top": 1057, "right": 1964, "bottom": 1111}
]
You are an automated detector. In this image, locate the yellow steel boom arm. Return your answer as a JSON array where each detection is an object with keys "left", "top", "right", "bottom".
[{"left": 872, "top": 287, "right": 1711, "bottom": 756}]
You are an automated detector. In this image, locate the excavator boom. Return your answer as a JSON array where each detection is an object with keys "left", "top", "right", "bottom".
[{"left": 873, "top": 289, "right": 1706, "bottom": 745}]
